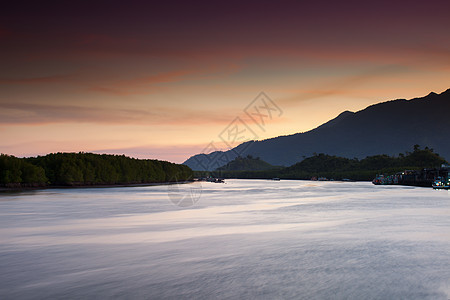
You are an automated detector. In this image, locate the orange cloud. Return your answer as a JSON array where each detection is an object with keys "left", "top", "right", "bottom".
[
  {"left": 277, "top": 65, "right": 410, "bottom": 106},
  {"left": 0, "top": 102, "right": 237, "bottom": 126},
  {"left": 88, "top": 70, "right": 195, "bottom": 95},
  {"left": 88, "top": 64, "right": 241, "bottom": 96}
]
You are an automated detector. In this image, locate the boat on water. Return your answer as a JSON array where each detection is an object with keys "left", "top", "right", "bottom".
[
  {"left": 198, "top": 177, "right": 225, "bottom": 183},
  {"left": 372, "top": 175, "right": 385, "bottom": 185},
  {"left": 372, "top": 165, "right": 450, "bottom": 188},
  {"left": 432, "top": 176, "right": 450, "bottom": 190}
]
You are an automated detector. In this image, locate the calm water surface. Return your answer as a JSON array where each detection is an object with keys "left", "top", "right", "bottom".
[{"left": 1, "top": 180, "right": 450, "bottom": 299}]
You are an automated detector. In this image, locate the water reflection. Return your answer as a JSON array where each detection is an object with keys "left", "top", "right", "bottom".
[{"left": 1, "top": 180, "right": 449, "bottom": 299}]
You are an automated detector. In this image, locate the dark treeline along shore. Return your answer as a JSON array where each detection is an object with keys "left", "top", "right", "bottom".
[
  {"left": 0, "top": 152, "right": 193, "bottom": 188},
  {"left": 196, "top": 145, "right": 448, "bottom": 181}
]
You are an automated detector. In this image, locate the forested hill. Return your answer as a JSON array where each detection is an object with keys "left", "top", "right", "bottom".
[
  {"left": 0, "top": 152, "right": 193, "bottom": 188},
  {"left": 199, "top": 145, "right": 448, "bottom": 181},
  {"left": 216, "top": 155, "right": 279, "bottom": 171}
]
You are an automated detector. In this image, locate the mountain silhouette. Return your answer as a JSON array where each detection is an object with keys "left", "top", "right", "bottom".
[
  {"left": 216, "top": 155, "right": 279, "bottom": 171},
  {"left": 184, "top": 89, "right": 450, "bottom": 170}
]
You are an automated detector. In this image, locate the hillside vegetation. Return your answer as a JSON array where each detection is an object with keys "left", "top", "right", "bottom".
[
  {"left": 0, "top": 152, "right": 192, "bottom": 188},
  {"left": 216, "top": 155, "right": 280, "bottom": 171},
  {"left": 197, "top": 145, "right": 447, "bottom": 181}
]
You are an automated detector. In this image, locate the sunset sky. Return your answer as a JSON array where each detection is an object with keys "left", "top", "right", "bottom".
[{"left": 1, "top": 0, "right": 449, "bottom": 163}]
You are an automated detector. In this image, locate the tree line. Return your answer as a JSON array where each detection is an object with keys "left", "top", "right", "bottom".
[
  {"left": 216, "top": 155, "right": 281, "bottom": 171},
  {"left": 0, "top": 152, "right": 193, "bottom": 187},
  {"left": 197, "top": 145, "right": 448, "bottom": 181}
]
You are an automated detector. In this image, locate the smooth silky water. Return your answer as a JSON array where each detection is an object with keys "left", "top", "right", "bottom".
[{"left": 1, "top": 180, "right": 450, "bottom": 299}]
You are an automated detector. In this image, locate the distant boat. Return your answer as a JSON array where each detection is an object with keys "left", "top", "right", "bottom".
[
  {"left": 432, "top": 176, "right": 450, "bottom": 190},
  {"left": 272, "top": 178, "right": 280, "bottom": 181},
  {"left": 372, "top": 175, "right": 385, "bottom": 185},
  {"left": 203, "top": 177, "right": 224, "bottom": 183}
]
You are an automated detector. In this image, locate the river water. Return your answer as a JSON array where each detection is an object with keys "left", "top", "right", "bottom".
[{"left": 1, "top": 180, "right": 450, "bottom": 299}]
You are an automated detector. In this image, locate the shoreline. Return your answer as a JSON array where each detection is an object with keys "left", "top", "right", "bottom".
[{"left": 0, "top": 181, "right": 194, "bottom": 193}]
